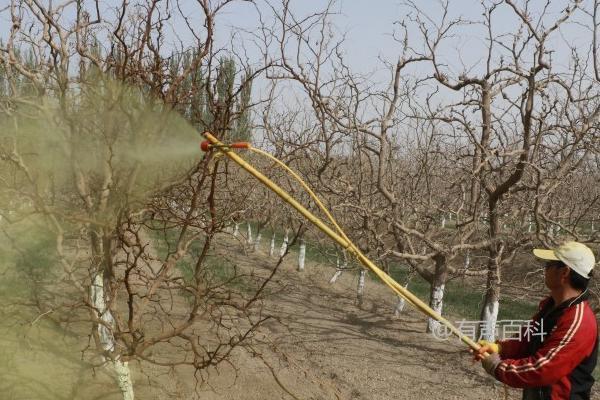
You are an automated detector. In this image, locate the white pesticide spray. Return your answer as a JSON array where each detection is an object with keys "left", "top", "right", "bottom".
[{"left": 0, "top": 75, "right": 201, "bottom": 400}]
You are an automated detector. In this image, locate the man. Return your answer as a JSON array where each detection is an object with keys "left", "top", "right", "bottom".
[{"left": 475, "top": 241, "right": 598, "bottom": 400}]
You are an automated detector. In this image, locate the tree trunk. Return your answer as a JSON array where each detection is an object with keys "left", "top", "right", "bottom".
[
  {"left": 479, "top": 256, "right": 501, "bottom": 342},
  {"left": 297, "top": 238, "right": 306, "bottom": 271},
  {"left": 393, "top": 280, "right": 411, "bottom": 316},
  {"left": 426, "top": 255, "right": 448, "bottom": 334},
  {"left": 233, "top": 222, "right": 239, "bottom": 237},
  {"left": 269, "top": 232, "right": 275, "bottom": 257},
  {"left": 246, "top": 223, "right": 253, "bottom": 244},
  {"left": 394, "top": 296, "right": 406, "bottom": 317},
  {"left": 479, "top": 203, "right": 502, "bottom": 342},
  {"left": 329, "top": 270, "right": 342, "bottom": 284},
  {"left": 89, "top": 228, "right": 134, "bottom": 400},
  {"left": 480, "top": 296, "right": 499, "bottom": 342},
  {"left": 113, "top": 360, "right": 135, "bottom": 400},
  {"left": 329, "top": 252, "right": 347, "bottom": 284},
  {"left": 253, "top": 232, "right": 262, "bottom": 252},
  {"left": 357, "top": 269, "right": 366, "bottom": 307},
  {"left": 91, "top": 272, "right": 135, "bottom": 400},
  {"left": 279, "top": 229, "right": 289, "bottom": 256},
  {"left": 427, "top": 283, "right": 445, "bottom": 333}
]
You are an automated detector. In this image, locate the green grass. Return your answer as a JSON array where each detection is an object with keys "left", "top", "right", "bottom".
[
  {"left": 297, "top": 240, "right": 337, "bottom": 265},
  {"left": 498, "top": 297, "right": 538, "bottom": 321},
  {"left": 386, "top": 264, "right": 538, "bottom": 321},
  {"left": 0, "top": 226, "right": 59, "bottom": 300},
  {"left": 240, "top": 222, "right": 336, "bottom": 263},
  {"left": 149, "top": 225, "right": 252, "bottom": 292},
  {"left": 175, "top": 253, "right": 246, "bottom": 290},
  {"left": 259, "top": 224, "right": 541, "bottom": 323}
]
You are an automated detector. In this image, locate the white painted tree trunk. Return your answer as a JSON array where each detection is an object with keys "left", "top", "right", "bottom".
[
  {"left": 441, "top": 216, "right": 446, "bottom": 228},
  {"left": 357, "top": 269, "right": 366, "bottom": 306},
  {"left": 393, "top": 296, "right": 406, "bottom": 317},
  {"left": 91, "top": 274, "right": 115, "bottom": 352},
  {"left": 427, "top": 284, "right": 445, "bottom": 334},
  {"left": 480, "top": 300, "right": 499, "bottom": 342},
  {"left": 279, "top": 229, "right": 289, "bottom": 257},
  {"left": 233, "top": 223, "right": 239, "bottom": 237},
  {"left": 246, "top": 223, "right": 253, "bottom": 244},
  {"left": 393, "top": 281, "right": 411, "bottom": 316},
  {"left": 91, "top": 273, "right": 135, "bottom": 400},
  {"left": 113, "top": 360, "right": 134, "bottom": 400},
  {"left": 329, "top": 253, "right": 346, "bottom": 284},
  {"left": 269, "top": 232, "right": 275, "bottom": 257},
  {"left": 253, "top": 232, "right": 262, "bottom": 252},
  {"left": 329, "top": 270, "right": 342, "bottom": 284},
  {"left": 297, "top": 239, "right": 306, "bottom": 271},
  {"left": 464, "top": 251, "right": 470, "bottom": 269}
]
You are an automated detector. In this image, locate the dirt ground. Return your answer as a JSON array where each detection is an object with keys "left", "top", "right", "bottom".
[{"left": 2, "top": 237, "right": 599, "bottom": 400}]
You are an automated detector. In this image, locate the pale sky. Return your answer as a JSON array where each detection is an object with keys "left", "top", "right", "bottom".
[
  {"left": 1, "top": 0, "right": 594, "bottom": 80},
  {"left": 207, "top": 0, "right": 596, "bottom": 79},
  {"left": 0, "top": 0, "right": 596, "bottom": 105}
]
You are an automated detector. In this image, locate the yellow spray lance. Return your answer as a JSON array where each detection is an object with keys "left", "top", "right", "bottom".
[{"left": 200, "top": 132, "right": 484, "bottom": 354}]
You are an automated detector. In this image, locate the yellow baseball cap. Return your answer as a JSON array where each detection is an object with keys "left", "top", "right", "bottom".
[{"left": 533, "top": 241, "right": 596, "bottom": 279}]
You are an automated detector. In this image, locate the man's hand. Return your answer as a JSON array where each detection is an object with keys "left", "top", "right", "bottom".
[
  {"left": 470, "top": 340, "right": 501, "bottom": 378},
  {"left": 473, "top": 339, "right": 500, "bottom": 361},
  {"left": 481, "top": 353, "right": 501, "bottom": 377}
]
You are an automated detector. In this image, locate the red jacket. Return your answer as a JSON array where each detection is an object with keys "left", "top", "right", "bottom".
[{"left": 496, "top": 294, "right": 598, "bottom": 399}]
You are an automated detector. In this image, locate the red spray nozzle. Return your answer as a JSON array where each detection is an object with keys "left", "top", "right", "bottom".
[{"left": 200, "top": 140, "right": 251, "bottom": 152}]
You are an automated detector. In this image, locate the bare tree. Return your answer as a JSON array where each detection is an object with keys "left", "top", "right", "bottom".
[
  {"left": 399, "top": 0, "right": 600, "bottom": 338},
  {"left": 0, "top": 1, "right": 282, "bottom": 399},
  {"left": 247, "top": 0, "right": 600, "bottom": 337}
]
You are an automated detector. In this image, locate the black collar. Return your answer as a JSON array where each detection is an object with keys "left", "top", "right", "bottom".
[{"left": 543, "top": 289, "right": 588, "bottom": 317}]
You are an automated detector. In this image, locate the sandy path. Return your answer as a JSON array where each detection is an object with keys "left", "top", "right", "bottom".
[{"left": 190, "top": 238, "right": 600, "bottom": 400}]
